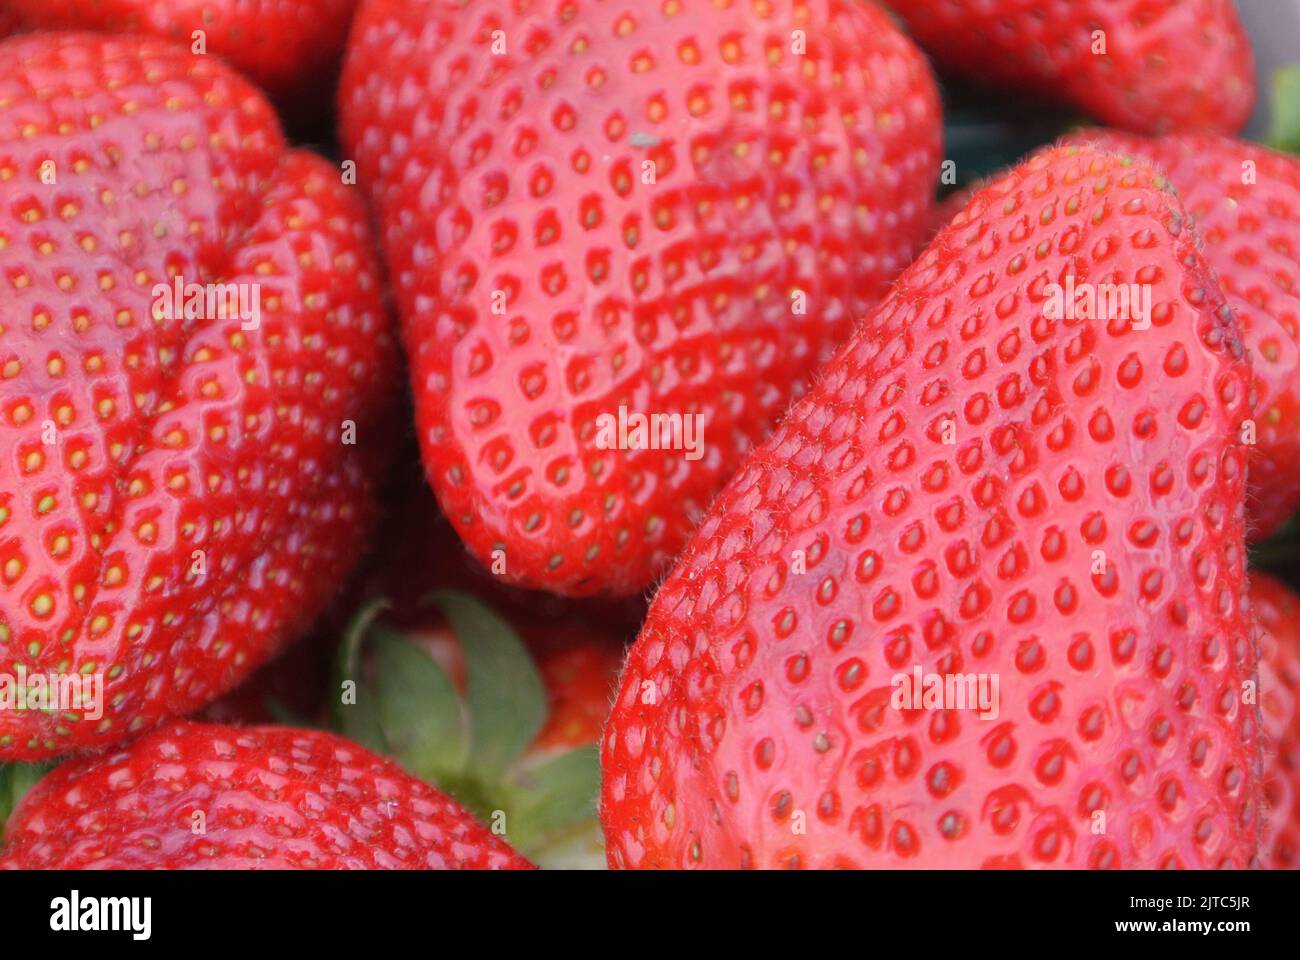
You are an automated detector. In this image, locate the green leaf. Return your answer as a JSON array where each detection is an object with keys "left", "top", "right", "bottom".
[
  {"left": 0, "top": 762, "right": 51, "bottom": 843},
  {"left": 504, "top": 744, "right": 602, "bottom": 853},
  {"left": 371, "top": 628, "right": 469, "bottom": 783},
  {"left": 524, "top": 818, "right": 608, "bottom": 871},
  {"left": 331, "top": 598, "right": 390, "bottom": 753},
  {"left": 424, "top": 590, "right": 547, "bottom": 781},
  {"left": 1267, "top": 64, "right": 1300, "bottom": 155}
]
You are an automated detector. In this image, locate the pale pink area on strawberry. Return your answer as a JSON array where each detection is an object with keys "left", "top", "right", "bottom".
[
  {"left": 603, "top": 146, "right": 1262, "bottom": 868},
  {"left": 1062, "top": 131, "right": 1300, "bottom": 539}
]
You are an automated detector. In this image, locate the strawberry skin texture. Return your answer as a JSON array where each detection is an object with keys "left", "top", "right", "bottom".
[
  {"left": 4, "top": 1, "right": 359, "bottom": 102},
  {"left": 1061, "top": 132, "right": 1300, "bottom": 539},
  {"left": 340, "top": 0, "right": 943, "bottom": 596},
  {"left": 601, "top": 146, "right": 1263, "bottom": 868},
  {"left": 0, "top": 34, "right": 398, "bottom": 759},
  {"left": 888, "top": 0, "right": 1254, "bottom": 136},
  {"left": 1252, "top": 572, "right": 1300, "bottom": 869},
  {"left": 0, "top": 721, "right": 532, "bottom": 868}
]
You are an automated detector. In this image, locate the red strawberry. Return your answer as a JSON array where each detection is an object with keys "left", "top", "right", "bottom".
[
  {"left": 0, "top": 33, "right": 398, "bottom": 760},
  {"left": 1059, "top": 131, "right": 1300, "bottom": 539},
  {"left": 601, "top": 145, "right": 1263, "bottom": 868},
  {"left": 888, "top": 0, "right": 1255, "bottom": 135},
  {"left": 339, "top": 0, "right": 943, "bottom": 596},
  {"left": 0, "top": 721, "right": 531, "bottom": 868},
  {"left": 1252, "top": 571, "right": 1300, "bottom": 868},
  {"left": 3, "top": 1, "right": 359, "bottom": 104},
  {"left": 336, "top": 591, "right": 623, "bottom": 867},
  {"left": 529, "top": 626, "right": 625, "bottom": 751}
]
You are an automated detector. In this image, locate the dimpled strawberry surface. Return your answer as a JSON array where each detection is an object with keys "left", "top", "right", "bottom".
[
  {"left": 1063, "top": 131, "right": 1300, "bottom": 540},
  {"left": 602, "top": 146, "right": 1263, "bottom": 868},
  {"left": 340, "top": 0, "right": 943, "bottom": 596},
  {"left": 0, "top": 722, "right": 532, "bottom": 868},
  {"left": 0, "top": 33, "right": 397, "bottom": 759}
]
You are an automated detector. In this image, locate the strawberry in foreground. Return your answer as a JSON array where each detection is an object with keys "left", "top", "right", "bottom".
[
  {"left": 1251, "top": 571, "right": 1300, "bottom": 868},
  {"left": 0, "top": 34, "right": 398, "bottom": 760},
  {"left": 602, "top": 145, "right": 1262, "bottom": 868},
  {"left": 340, "top": 0, "right": 943, "bottom": 596},
  {"left": 0, "top": 721, "right": 531, "bottom": 868},
  {"left": 1059, "top": 130, "right": 1300, "bottom": 539},
  {"left": 887, "top": 0, "right": 1255, "bottom": 136},
  {"left": 336, "top": 591, "right": 623, "bottom": 868},
  {"left": 2, "top": 1, "right": 360, "bottom": 105}
]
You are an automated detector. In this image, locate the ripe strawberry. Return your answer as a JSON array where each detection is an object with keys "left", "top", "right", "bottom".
[
  {"left": 0, "top": 34, "right": 398, "bottom": 760},
  {"left": 601, "top": 145, "right": 1263, "bottom": 868},
  {"left": 339, "top": 0, "right": 943, "bottom": 596},
  {"left": 528, "top": 625, "right": 625, "bottom": 752},
  {"left": 3, "top": 1, "right": 359, "bottom": 104},
  {"left": 887, "top": 0, "right": 1255, "bottom": 135},
  {"left": 336, "top": 590, "right": 623, "bottom": 867},
  {"left": 0, "top": 721, "right": 532, "bottom": 868},
  {"left": 1251, "top": 571, "right": 1300, "bottom": 868},
  {"left": 1059, "top": 131, "right": 1300, "bottom": 539}
]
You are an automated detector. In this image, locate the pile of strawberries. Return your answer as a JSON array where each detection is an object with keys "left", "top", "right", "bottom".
[{"left": 0, "top": 0, "right": 1296, "bottom": 870}]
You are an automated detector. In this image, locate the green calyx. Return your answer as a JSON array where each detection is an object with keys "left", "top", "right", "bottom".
[
  {"left": 1267, "top": 64, "right": 1300, "bottom": 155},
  {"left": 332, "top": 590, "right": 603, "bottom": 868},
  {"left": 0, "top": 761, "right": 52, "bottom": 845}
]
